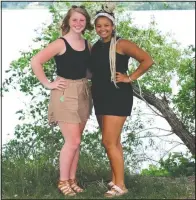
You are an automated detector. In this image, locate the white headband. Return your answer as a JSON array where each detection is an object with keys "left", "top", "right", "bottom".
[{"left": 94, "top": 12, "right": 115, "bottom": 23}]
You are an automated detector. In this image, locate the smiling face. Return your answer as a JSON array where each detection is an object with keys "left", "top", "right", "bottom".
[
  {"left": 95, "top": 16, "right": 114, "bottom": 42},
  {"left": 69, "top": 11, "right": 86, "bottom": 34}
]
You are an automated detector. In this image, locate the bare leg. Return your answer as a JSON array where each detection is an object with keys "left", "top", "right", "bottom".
[
  {"left": 58, "top": 122, "right": 81, "bottom": 181},
  {"left": 69, "top": 121, "right": 87, "bottom": 179},
  {"left": 111, "top": 136, "right": 123, "bottom": 184},
  {"left": 102, "top": 115, "right": 126, "bottom": 189},
  {"left": 97, "top": 115, "right": 123, "bottom": 185}
]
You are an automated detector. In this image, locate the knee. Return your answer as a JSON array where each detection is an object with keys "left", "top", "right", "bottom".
[
  {"left": 102, "top": 138, "right": 116, "bottom": 150},
  {"left": 67, "top": 138, "right": 81, "bottom": 150},
  {"left": 117, "top": 141, "right": 121, "bottom": 148}
]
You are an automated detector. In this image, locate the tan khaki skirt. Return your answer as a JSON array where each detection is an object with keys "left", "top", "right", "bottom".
[{"left": 48, "top": 77, "right": 92, "bottom": 125}]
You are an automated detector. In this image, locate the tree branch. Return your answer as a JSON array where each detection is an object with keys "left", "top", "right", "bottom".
[
  {"left": 138, "top": 132, "right": 174, "bottom": 139},
  {"left": 132, "top": 83, "right": 195, "bottom": 155},
  {"left": 160, "top": 143, "right": 183, "bottom": 160},
  {"left": 134, "top": 127, "right": 173, "bottom": 135}
]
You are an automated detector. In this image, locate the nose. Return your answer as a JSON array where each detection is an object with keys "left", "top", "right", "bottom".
[
  {"left": 75, "top": 20, "right": 80, "bottom": 25},
  {"left": 100, "top": 29, "right": 106, "bottom": 33},
  {"left": 100, "top": 27, "right": 105, "bottom": 31}
]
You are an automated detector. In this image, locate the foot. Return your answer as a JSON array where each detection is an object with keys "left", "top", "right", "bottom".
[
  {"left": 69, "top": 179, "right": 84, "bottom": 193},
  {"left": 104, "top": 185, "right": 128, "bottom": 198},
  {"left": 107, "top": 181, "right": 115, "bottom": 189},
  {"left": 58, "top": 180, "right": 76, "bottom": 196}
]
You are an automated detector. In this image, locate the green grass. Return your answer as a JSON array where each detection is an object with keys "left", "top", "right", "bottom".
[{"left": 2, "top": 155, "right": 195, "bottom": 199}]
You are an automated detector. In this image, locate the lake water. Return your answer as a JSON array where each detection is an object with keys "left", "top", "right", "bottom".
[{"left": 2, "top": 9, "right": 195, "bottom": 168}]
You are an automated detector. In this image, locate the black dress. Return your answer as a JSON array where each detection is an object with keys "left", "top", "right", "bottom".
[{"left": 90, "top": 38, "right": 133, "bottom": 116}]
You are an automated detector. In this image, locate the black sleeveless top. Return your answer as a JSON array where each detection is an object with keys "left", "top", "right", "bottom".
[
  {"left": 90, "top": 37, "right": 130, "bottom": 85},
  {"left": 89, "top": 37, "right": 133, "bottom": 116},
  {"left": 54, "top": 37, "right": 90, "bottom": 80}
]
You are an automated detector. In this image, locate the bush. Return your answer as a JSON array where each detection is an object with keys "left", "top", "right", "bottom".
[{"left": 141, "top": 152, "right": 195, "bottom": 177}]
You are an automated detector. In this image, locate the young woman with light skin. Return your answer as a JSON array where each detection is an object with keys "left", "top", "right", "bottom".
[
  {"left": 31, "top": 6, "right": 93, "bottom": 197},
  {"left": 90, "top": 8, "right": 154, "bottom": 197}
]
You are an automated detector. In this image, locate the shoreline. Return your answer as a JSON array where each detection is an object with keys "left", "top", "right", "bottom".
[
  {"left": 2, "top": 7, "right": 195, "bottom": 11},
  {"left": 2, "top": 7, "right": 48, "bottom": 11}
]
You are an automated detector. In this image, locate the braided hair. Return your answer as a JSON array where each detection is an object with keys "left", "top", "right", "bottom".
[{"left": 94, "top": 3, "right": 119, "bottom": 88}]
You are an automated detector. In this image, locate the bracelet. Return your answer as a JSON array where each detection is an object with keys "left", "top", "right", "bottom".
[{"left": 128, "top": 76, "right": 134, "bottom": 82}]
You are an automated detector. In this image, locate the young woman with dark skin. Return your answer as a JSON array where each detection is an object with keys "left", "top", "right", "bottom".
[{"left": 89, "top": 4, "right": 154, "bottom": 197}]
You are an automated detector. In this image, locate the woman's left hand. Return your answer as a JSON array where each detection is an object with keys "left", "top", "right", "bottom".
[{"left": 116, "top": 72, "right": 130, "bottom": 83}]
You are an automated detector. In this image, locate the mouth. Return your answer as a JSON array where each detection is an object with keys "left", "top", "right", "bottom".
[
  {"left": 100, "top": 31, "right": 108, "bottom": 36},
  {"left": 74, "top": 26, "right": 83, "bottom": 30}
]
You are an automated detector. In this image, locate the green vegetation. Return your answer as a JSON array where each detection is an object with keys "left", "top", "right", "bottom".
[
  {"left": 2, "top": 1, "right": 195, "bottom": 10},
  {"left": 141, "top": 152, "right": 195, "bottom": 177},
  {"left": 2, "top": 1, "right": 50, "bottom": 9},
  {"left": 2, "top": 145, "right": 195, "bottom": 199}
]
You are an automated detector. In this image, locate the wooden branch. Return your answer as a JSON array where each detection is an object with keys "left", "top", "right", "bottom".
[
  {"left": 134, "top": 127, "right": 173, "bottom": 135},
  {"left": 138, "top": 133, "right": 174, "bottom": 139},
  {"left": 132, "top": 83, "right": 195, "bottom": 155}
]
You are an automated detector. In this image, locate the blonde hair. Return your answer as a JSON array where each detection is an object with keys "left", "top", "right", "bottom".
[
  {"left": 95, "top": 14, "right": 118, "bottom": 88},
  {"left": 109, "top": 34, "right": 118, "bottom": 88},
  {"left": 61, "top": 5, "right": 93, "bottom": 36},
  {"left": 95, "top": 2, "right": 118, "bottom": 87}
]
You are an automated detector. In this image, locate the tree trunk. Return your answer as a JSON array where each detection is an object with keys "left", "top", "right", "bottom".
[{"left": 132, "top": 84, "right": 195, "bottom": 155}]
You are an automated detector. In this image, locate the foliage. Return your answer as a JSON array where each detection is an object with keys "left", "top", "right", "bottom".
[
  {"left": 2, "top": 148, "right": 194, "bottom": 199},
  {"left": 2, "top": 130, "right": 195, "bottom": 198},
  {"left": 141, "top": 164, "right": 170, "bottom": 177},
  {"left": 141, "top": 152, "right": 195, "bottom": 177},
  {"left": 160, "top": 152, "right": 195, "bottom": 177},
  {"left": 172, "top": 46, "right": 195, "bottom": 132},
  {"left": 116, "top": 12, "right": 195, "bottom": 134},
  {"left": 128, "top": 2, "right": 195, "bottom": 10},
  {"left": 2, "top": 1, "right": 195, "bottom": 10},
  {"left": 2, "top": 1, "right": 51, "bottom": 9}
]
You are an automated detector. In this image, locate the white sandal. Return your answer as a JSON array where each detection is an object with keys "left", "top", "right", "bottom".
[
  {"left": 107, "top": 181, "right": 115, "bottom": 189},
  {"left": 104, "top": 185, "right": 128, "bottom": 198}
]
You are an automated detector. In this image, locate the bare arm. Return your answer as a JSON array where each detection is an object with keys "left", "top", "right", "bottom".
[
  {"left": 116, "top": 39, "right": 154, "bottom": 83},
  {"left": 31, "top": 39, "right": 66, "bottom": 88}
]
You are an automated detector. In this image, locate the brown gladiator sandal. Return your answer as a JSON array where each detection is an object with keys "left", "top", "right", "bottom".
[
  {"left": 58, "top": 180, "right": 76, "bottom": 196},
  {"left": 69, "top": 179, "right": 84, "bottom": 193}
]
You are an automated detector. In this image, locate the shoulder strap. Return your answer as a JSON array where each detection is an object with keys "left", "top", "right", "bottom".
[{"left": 59, "top": 37, "right": 71, "bottom": 49}]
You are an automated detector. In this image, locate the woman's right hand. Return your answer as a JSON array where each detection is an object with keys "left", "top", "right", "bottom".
[{"left": 45, "top": 78, "right": 68, "bottom": 90}]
